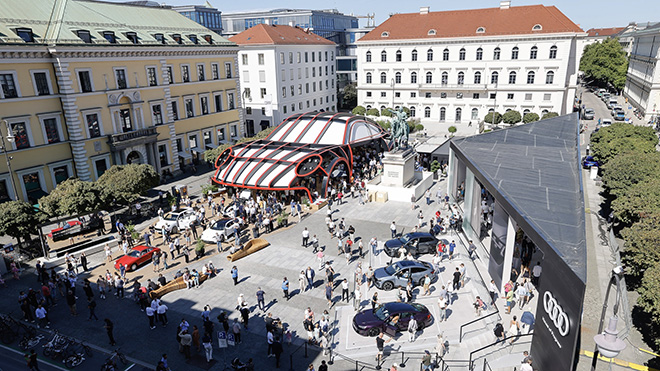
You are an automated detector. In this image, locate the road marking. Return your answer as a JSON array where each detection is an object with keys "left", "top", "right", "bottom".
[{"left": 0, "top": 343, "right": 70, "bottom": 371}]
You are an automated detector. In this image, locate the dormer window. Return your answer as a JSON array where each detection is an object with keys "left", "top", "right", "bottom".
[
  {"left": 476, "top": 27, "right": 486, "bottom": 33},
  {"left": 77, "top": 30, "right": 92, "bottom": 43},
  {"left": 103, "top": 31, "right": 117, "bottom": 44},
  {"left": 154, "top": 33, "right": 165, "bottom": 44},
  {"left": 188, "top": 35, "right": 198, "bottom": 44},
  {"left": 428, "top": 29, "right": 436, "bottom": 36},
  {"left": 204, "top": 34, "right": 213, "bottom": 44},
  {"left": 532, "top": 24, "right": 542, "bottom": 31},
  {"left": 16, "top": 28, "right": 35, "bottom": 43},
  {"left": 381, "top": 31, "right": 389, "bottom": 38},
  {"left": 126, "top": 32, "right": 138, "bottom": 44},
  {"left": 172, "top": 34, "right": 182, "bottom": 44}
]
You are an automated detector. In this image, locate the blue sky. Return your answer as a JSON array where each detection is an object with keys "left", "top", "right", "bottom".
[{"left": 150, "top": 0, "right": 659, "bottom": 31}]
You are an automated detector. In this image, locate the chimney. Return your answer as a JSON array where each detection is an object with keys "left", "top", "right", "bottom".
[
  {"left": 420, "top": 6, "right": 430, "bottom": 15},
  {"left": 500, "top": 1, "right": 510, "bottom": 9}
]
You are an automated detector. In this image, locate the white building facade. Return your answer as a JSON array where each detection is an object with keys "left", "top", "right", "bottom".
[
  {"left": 356, "top": 3, "right": 586, "bottom": 125},
  {"left": 231, "top": 25, "right": 337, "bottom": 131},
  {"left": 624, "top": 25, "right": 660, "bottom": 121}
]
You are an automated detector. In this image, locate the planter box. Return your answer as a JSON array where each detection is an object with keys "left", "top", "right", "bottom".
[{"left": 311, "top": 200, "right": 328, "bottom": 211}]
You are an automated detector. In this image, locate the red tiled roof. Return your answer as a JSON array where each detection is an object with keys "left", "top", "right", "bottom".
[
  {"left": 229, "top": 24, "right": 335, "bottom": 46},
  {"left": 585, "top": 27, "right": 625, "bottom": 37},
  {"left": 359, "top": 5, "right": 583, "bottom": 42}
]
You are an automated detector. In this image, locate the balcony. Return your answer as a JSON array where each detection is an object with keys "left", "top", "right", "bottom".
[
  {"left": 108, "top": 127, "right": 159, "bottom": 151},
  {"left": 419, "top": 83, "right": 490, "bottom": 91}
]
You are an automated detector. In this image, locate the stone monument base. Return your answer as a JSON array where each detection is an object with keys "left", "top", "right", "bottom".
[{"left": 380, "top": 148, "right": 416, "bottom": 187}]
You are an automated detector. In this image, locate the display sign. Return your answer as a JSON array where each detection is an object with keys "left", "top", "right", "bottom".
[
  {"left": 217, "top": 331, "right": 227, "bottom": 348},
  {"left": 227, "top": 332, "right": 235, "bottom": 346}
]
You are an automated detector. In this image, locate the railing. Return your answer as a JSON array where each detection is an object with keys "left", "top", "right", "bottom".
[
  {"left": 482, "top": 359, "right": 493, "bottom": 371},
  {"left": 109, "top": 127, "right": 157, "bottom": 144},
  {"left": 468, "top": 333, "right": 534, "bottom": 370},
  {"left": 459, "top": 310, "right": 500, "bottom": 342}
]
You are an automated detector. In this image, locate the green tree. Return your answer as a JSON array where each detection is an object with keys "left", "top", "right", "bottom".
[
  {"left": 484, "top": 112, "right": 502, "bottom": 125},
  {"left": 341, "top": 83, "right": 357, "bottom": 108},
  {"left": 366, "top": 108, "right": 380, "bottom": 116},
  {"left": 621, "top": 214, "right": 660, "bottom": 282},
  {"left": 351, "top": 105, "right": 366, "bottom": 115},
  {"left": 401, "top": 107, "right": 411, "bottom": 116},
  {"left": 601, "top": 152, "right": 660, "bottom": 196},
  {"left": 523, "top": 113, "right": 540, "bottom": 123},
  {"left": 580, "top": 38, "right": 629, "bottom": 91},
  {"left": 590, "top": 123, "right": 658, "bottom": 165},
  {"left": 637, "top": 263, "right": 660, "bottom": 348},
  {"left": 97, "top": 164, "right": 159, "bottom": 205},
  {"left": 611, "top": 177, "right": 660, "bottom": 225},
  {"left": 502, "top": 110, "right": 522, "bottom": 125},
  {"left": 541, "top": 112, "right": 559, "bottom": 120},
  {"left": 448, "top": 126, "right": 457, "bottom": 136},
  {"left": 381, "top": 107, "right": 393, "bottom": 117},
  {"left": 40, "top": 178, "right": 103, "bottom": 217},
  {"left": 0, "top": 201, "right": 45, "bottom": 244}
]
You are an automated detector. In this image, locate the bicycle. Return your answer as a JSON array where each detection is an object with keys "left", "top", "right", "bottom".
[
  {"left": 19, "top": 333, "right": 44, "bottom": 350},
  {"left": 101, "top": 348, "right": 128, "bottom": 371},
  {"left": 64, "top": 342, "right": 92, "bottom": 369},
  {"left": 42, "top": 331, "right": 70, "bottom": 359}
]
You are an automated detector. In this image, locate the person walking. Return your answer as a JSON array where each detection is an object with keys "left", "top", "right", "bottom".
[
  {"left": 66, "top": 290, "right": 77, "bottom": 316},
  {"left": 104, "top": 318, "right": 116, "bottom": 346},
  {"left": 231, "top": 266, "right": 239, "bottom": 285},
  {"left": 282, "top": 277, "right": 289, "bottom": 300},
  {"left": 354, "top": 284, "right": 363, "bottom": 311},
  {"left": 448, "top": 240, "right": 456, "bottom": 260},
  {"left": 325, "top": 281, "right": 333, "bottom": 308},
  {"left": 256, "top": 287, "right": 266, "bottom": 311},
  {"left": 489, "top": 280, "right": 498, "bottom": 305},
  {"left": 306, "top": 267, "right": 315, "bottom": 291},
  {"left": 375, "top": 332, "right": 391, "bottom": 364},
  {"left": 371, "top": 292, "right": 379, "bottom": 310},
  {"left": 438, "top": 296, "right": 448, "bottom": 322},
  {"left": 452, "top": 267, "right": 461, "bottom": 291},
  {"left": 80, "top": 252, "right": 88, "bottom": 272},
  {"left": 202, "top": 332, "right": 213, "bottom": 363},
  {"left": 299, "top": 271, "right": 306, "bottom": 293},
  {"left": 25, "top": 349, "right": 40, "bottom": 371},
  {"left": 421, "top": 350, "right": 432, "bottom": 370},
  {"left": 407, "top": 316, "right": 418, "bottom": 342},
  {"left": 35, "top": 304, "right": 49, "bottom": 329},
  {"left": 422, "top": 275, "right": 431, "bottom": 296}
]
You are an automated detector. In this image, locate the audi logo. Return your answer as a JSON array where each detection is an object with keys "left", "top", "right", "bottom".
[{"left": 543, "top": 291, "right": 569, "bottom": 337}]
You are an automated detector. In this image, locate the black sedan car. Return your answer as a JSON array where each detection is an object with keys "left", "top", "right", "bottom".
[
  {"left": 353, "top": 302, "right": 433, "bottom": 337},
  {"left": 383, "top": 232, "right": 447, "bottom": 257}
]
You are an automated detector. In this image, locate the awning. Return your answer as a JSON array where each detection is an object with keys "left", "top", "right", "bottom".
[
  {"left": 415, "top": 143, "right": 441, "bottom": 154},
  {"left": 178, "top": 151, "right": 192, "bottom": 160},
  {"left": 205, "top": 143, "right": 218, "bottom": 150},
  {"left": 190, "top": 147, "right": 204, "bottom": 155}
]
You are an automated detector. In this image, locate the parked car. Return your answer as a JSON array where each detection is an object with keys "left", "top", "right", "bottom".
[
  {"left": 114, "top": 245, "right": 161, "bottom": 271},
  {"left": 612, "top": 109, "right": 625, "bottom": 121},
  {"left": 601, "top": 119, "right": 612, "bottom": 127},
  {"left": 201, "top": 218, "right": 244, "bottom": 243},
  {"left": 383, "top": 232, "right": 447, "bottom": 257},
  {"left": 154, "top": 208, "right": 196, "bottom": 234},
  {"left": 352, "top": 302, "right": 433, "bottom": 337},
  {"left": 581, "top": 156, "right": 600, "bottom": 169},
  {"left": 582, "top": 108, "right": 595, "bottom": 120},
  {"left": 373, "top": 260, "right": 437, "bottom": 291}
]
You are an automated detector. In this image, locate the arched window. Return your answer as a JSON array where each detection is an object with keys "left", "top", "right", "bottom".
[
  {"left": 366, "top": 72, "right": 372, "bottom": 84},
  {"left": 546, "top": 71, "right": 554, "bottom": 84},
  {"left": 380, "top": 105, "right": 386, "bottom": 112},
  {"left": 380, "top": 72, "right": 387, "bottom": 84},
  {"left": 410, "top": 107, "right": 416, "bottom": 117},
  {"left": 395, "top": 72, "right": 401, "bottom": 84},
  {"left": 509, "top": 71, "right": 517, "bottom": 84},
  {"left": 494, "top": 47, "right": 501, "bottom": 60},
  {"left": 459, "top": 48, "right": 466, "bottom": 60},
  {"left": 411, "top": 49, "right": 418, "bottom": 61},
  {"left": 530, "top": 46, "right": 538, "bottom": 60},
  {"left": 443, "top": 48, "right": 449, "bottom": 61},
  {"left": 366, "top": 51, "right": 372, "bottom": 62},
  {"left": 439, "top": 107, "right": 446, "bottom": 121},
  {"left": 426, "top": 71, "right": 433, "bottom": 84},
  {"left": 441, "top": 72, "right": 448, "bottom": 86},
  {"left": 474, "top": 71, "right": 482, "bottom": 84},
  {"left": 381, "top": 50, "right": 387, "bottom": 62},
  {"left": 541, "top": 109, "right": 549, "bottom": 116},
  {"left": 455, "top": 108, "right": 462, "bottom": 122},
  {"left": 457, "top": 72, "right": 464, "bottom": 85},
  {"left": 491, "top": 71, "right": 499, "bottom": 84},
  {"left": 428, "top": 29, "right": 436, "bottom": 36},
  {"left": 471, "top": 108, "right": 479, "bottom": 120},
  {"left": 424, "top": 106, "right": 431, "bottom": 118},
  {"left": 523, "top": 109, "right": 530, "bottom": 115},
  {"left": 476, "top": 47, "right": 483, "bottom": 60},
  {"left": 527, "top": 71, "right": 535, "bottom": 84},
  {"left": 549, "top": 46, "right": 557, "bottom": 59},
  {"left": 396, "top": 50, "right": 402, "bottom": 62},
  {"left": 410, "top": 72, "right": 417, "bottom": 84},
  {"left": 512, "top": 47, "right": 519, "bottom": 60},
  {"left": 427, "top": 49, "right": 434, "bottom": 61},
  {"left": 366, "top": 105, "right": 371, "bottom": 110}
]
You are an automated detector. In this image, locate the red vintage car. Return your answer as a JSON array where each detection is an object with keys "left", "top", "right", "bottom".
[{"left": 114, "top": 245, "right": 161, "bottom": 272}]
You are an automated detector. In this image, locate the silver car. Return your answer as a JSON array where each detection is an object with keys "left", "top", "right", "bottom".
[{"left": 373, "top": 260, "right": 438, "bottom": 291}]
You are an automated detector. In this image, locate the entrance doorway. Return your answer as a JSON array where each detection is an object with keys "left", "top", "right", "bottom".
[{"left": 126, "top": 151, "right": 142, "bottom": 164}]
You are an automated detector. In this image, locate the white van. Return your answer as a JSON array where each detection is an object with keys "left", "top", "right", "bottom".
[{"left": 608, "top": 98, "right": 618, "bottom": 108}]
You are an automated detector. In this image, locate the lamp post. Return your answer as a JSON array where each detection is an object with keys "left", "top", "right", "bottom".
[
  {"left": 391, "top": 78, "right": 395, "bottom": 109},
  {"left": 591, "top": 266, "right": 627, "bottom": 370},
  {"left": 0, "top": 120, "right": 18, "bottom": 201}
]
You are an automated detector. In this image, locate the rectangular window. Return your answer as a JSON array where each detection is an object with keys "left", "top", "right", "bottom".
[
  {"left": 290, "top": 69, "right": 294, "bottom": 81},
  {"left": 258, "top": 53, "right": 265, "bottom": 65},
  {"left": 95, "top": 159, "right": 108, "bottom": 178},
  {"left": 305, "top": 83, "right": 309, "bottom": 94},
  {"left": 215, "top": 94, "right": 223, "bottom": 112},
  {"left": 77, "top": 30, "right": 92, "bottom": 43},
  {"left": 544, "top": 93, "right": 551, "bottom": 101},
  {"left": 242, "top": 54, "right": 248, "bottom": 65},
  {"left": 297, "top": 52, "right": 301, "bottom": 63},
  {"left": 78, "top": 71, "right": 93, "bottom": 92},
  {"left": 151, "top": 105, "right": 163, "bottom": 125},
  {"left": 201, "top": 96, "right": 209, "bottom": 114},
  {"left": 366, "top": 92, "right": 371, "bottom": 97},
  {"left": 260, "top": 88, "right": 267, "bottom": 99},
  {"left": 507, "top": 93, "right": 514, "bottom": 100},
  {"left": 154, "top": 33, "right": 165, "bottom": 44},
  {"left": 119, "top": 108, "right": 132, "bottom": 132},
  {"left": 212, "top": 64, "right": 219, "bottom": 80},
  {"left": 171, "top": 101, "right": 179, "bottom": 120},
  {"left": 147, "top": 67, "right": 157, "bottom": 86},
  {"left": 197, "top": 64, "right": 205, "bottom": 81},
  {"left": 411, "top": 92, "right": 416, "bottom": 98},
  {"left": 217, "top": 128, "right": 226, "bottom": 142},
  {"left": 525, "top": 93, "right": 532, "bottom": 101},
  {"left": 490, "top": 93, "right": 496, "bottom": 99},
  {"left": 440, "top": 92, "right": 447, "bottom": 98},
  {"left": 425, "top": 92, "right": 431, "bottom": 98},
  {"left": 103, "top": 31, "right": 117, "bottom": 44},
  {"left": 33, "top": 72, "right": 50, "bottom": 95},
  {"left": 246, "top": 107, "right": 252, "bottom": 115},
  {"left": 280, "top": 52, "right": 285, "bottom": 64},
  {"left": 395, "top": 92, "right": 400, "bottom": 98},
  {"left": 312, "top": 68, "right": 316, "bottom": 78},
  {"left": 185, "top": 98, "right": 194, "bottom": 117},
  {"left": 282, "top": 87, "right": 286, "bottom": 98},
  {"left": 456, "top": 92, "right": 463, "bottom": 99},
  {"left": 167, "top": 67, "right": 173, "bottom": 84},
  {"left": 43, "top": 118, "right": 60, "bottom": 143},
  {"left": 289, "top": 52, "right": 293, "bottom": 64},
  {"left": 182, "top": 65, "right": 190, "bottom": 82},
  {"left": 204, "top": 131, "right": 212, "bottom": 145},
  {"left": 290, "top": 86, "right": 294, "bottom": 96},
  {"left": 86, "top": 113, "right": 101, "bottom": 138},
  {"left": 312, "top": 52, "right": 315, "bottom": 62},
  {"left": 10, "top": 122, "right": 30, "bottom": 149},
  {"left": 115, "top": 69, "right": 127, "bottom": 89},
  {"left": 227, "top": 92, "right": 235, "bottom": 109},
  {"left": 259, "top": 70, "right": 266, "bottom": 83},
  {"left": 126, "top": 32, "right": 138, "bottom": 44},
  {"left": 473, "top": 93, "right": 480, "bottom": 99},
  {"left": 158, "top": 144, "right": 169, "bottom": 167},
  {"left": 52, "top": 165, "right": 69, "bottom": 185},
  {"left": 225, "top": 63, "right": 232, "bottom": 78},
  {"left": 305, "top": 52, "right": 309, "bottom": 63},
  {"left": 283, "top": 105, "right": 287, "bottom": 114},
  {"left": 230, "top": 125, "right": 237, "bottom": 137},
  {"left": 380, "top": 92, "right": 386, "bottom": 97},
  {"left": 22, "top": 172, "right": 43, "bottom": 203}
]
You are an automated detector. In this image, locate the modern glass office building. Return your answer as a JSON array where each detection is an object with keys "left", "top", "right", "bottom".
[{"left": 172, "top": 4, "right": 223, "bottom": 34}]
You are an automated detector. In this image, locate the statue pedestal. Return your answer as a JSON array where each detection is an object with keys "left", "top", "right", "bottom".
[{"left": 381, "top": 148, "right": 416, "bottom": 187}]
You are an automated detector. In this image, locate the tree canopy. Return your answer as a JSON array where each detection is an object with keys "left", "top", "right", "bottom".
[
  {"left": 502, "top": 110, "right": 521, "bottom": 125},
  {"left": 601, "top": 152, "right": 660, "bottom": 196},
  {"left": 541, "top": 112, "right": 559, "bottom": 120},
  {"left": 97, "top": 163, "right": 159, "bottom": 205},
  {"left": 366, "top": 108, "right": 380, "bottom": 116},
  {"left": 579, "top": 38, "right": 628, "bottom": 91},
  {"left": 621, "top": 213, "right": 660, "bottom": 281},
  {"left": 40, "top": 178, "right": 103, "bottom": 216},
  {"left": 0, "top": 201, "right": 46, "bottom": 243},
  {"left": 590, "top": 123, "right": 658, "bottom": 165},
  {"left": 484, "top": 112, "right": 502, "bottom": 125},
  {"left": 351, "top": 105, "right": 366, "bottom": 115},
  {"left": 523, "top": 113, "right": 540, "bottom": 124},
  {"left": 611, "top": 177, "right": 660, "bottom": 225},
  {"left": 341, "top": 83, "right": 357, "bottom": 108}
]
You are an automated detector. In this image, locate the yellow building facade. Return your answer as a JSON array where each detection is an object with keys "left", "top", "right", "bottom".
[{"left": 0, "top": 0, "right": 243, "bottom": 204}]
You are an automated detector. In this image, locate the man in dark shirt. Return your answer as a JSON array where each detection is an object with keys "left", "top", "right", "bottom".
[
  {"left": 453, "top": 268, "right": 461, "bottom": 291},
  {"left": 272, "top": 337, "right": 284, "bottom": 368},
  {"left": 157, "top": 274, "right": 167, "bottom": 287},
  {"left": 375, "top": 332, "right": 391, "bottom": 364}
]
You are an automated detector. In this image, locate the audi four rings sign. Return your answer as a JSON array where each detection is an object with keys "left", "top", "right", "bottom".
[{"left": 543, "top": 291, "right": 570, "bottom": 337}]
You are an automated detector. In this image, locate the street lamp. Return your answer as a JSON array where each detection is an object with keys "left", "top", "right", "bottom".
[
  {"left": 591, "top": 266, "right": 627, "bottom": 370},
  {"left": 0, "top": 120, "right": 18, "bottom": 200}
]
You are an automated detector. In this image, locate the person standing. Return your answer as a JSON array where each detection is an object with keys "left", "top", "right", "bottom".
[
  {"left": 272, "top": 337, "right": 284, "bottom": 368},
  {"left": 467, "top": 240, "right": 477, "bottom": 260},
  {"left": 341, "top": 279, "right": 350, "bottom": 302},
  {"left": 390, "top": 222, "right": 397, "bottom": 238},
  {"left": 452, "top": 267, "right": 461, "bottom": 291},
  {"left": 375, "top": 332, "right": 391, "bottom": 364},
  {"left": 421, "top": 350, "right": 432, "bottom": 370},
  {"left": 35, "top": 305, "right": 49, "bottom": 329},
  {"left": 80, "top": 252, "right": 88, "bottom": 272},
  {"left": 422, "top": 275, "right": 431, "bottom": 296},
  {"left": 146, "top": 305, "right": 156, "bottom": 329},
  {"left": 282, "top": 277, "right": 289, "bottom": 300},
  {"left": 438, "top": 296, "right": 448, "bottom": 322},
  {"left": 459, "top": 263, "right": 466, "bottom": 288},
  {"left": 354, "top": 284, "right": 363, "bottom": 311},
  {"left": 232, "top": 319, "right": 242, "bottom": 344},
  {"left": 87, "top": 297, "right": 98, "bottom": 321},
  {"left": 202, "top": 332, "right": 213, "bottom": 362},
  {"left": 231, "top": 266, "right": 239, "bottom": 285},
  {"left": 104, "top": 318, "right": 116, "bottom": 346},
  {"left": 425, "top": 189, "right": 431, "bottom": 205},
  {"left": 371, "top": 292, "right": 379, "bottom": 310},
  {"left": 66, "top": 290, "right": 77, "bottom": 316},
  {"left": 179, "top": 329, "right": 192, "bottom": 359},
  {"left": 157, "top": 302, "right": 169, "bottom": 326},
  {"left": 325, "top": 282, "right": 333, "bottom": 308},
  {"left": 306, "top": 267, "right": 315, "bottom": 291},
  {"left": 25, "top": 349, "right": 40, "bottom": 371},
  {"left": 407, "top": 316, "right": 418, "bottom": 342},
  {"left": 256, "top": 287, "right": 266, "bottom": 311},
  {"left": 532, "top": 262, "right": 542, "bottom": 286},
  {"left": 448, "top": 240, "right": 456, "bottom": 260},
  {"left": 489, "top": 280, "right": 498, "bottom": 305},
  {"left": 302, "top": 228, "right": 310, "bottom": 247}
]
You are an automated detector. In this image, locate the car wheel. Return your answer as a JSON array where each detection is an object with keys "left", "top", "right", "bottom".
[
  {"left": 171, "top": 226, "right": 178, "bottom": 235},
  {"left": 418, "top": 278, "right": 425, "bottom": 287},
  {"left": 382, "top": 281, "right": 394, "bottom": 291},
  {"left": 130, "top": 263, "right": 137, "bottom": 271},
  {"left": 418, "top": 322, "right": 425, "bottom": 331},
  {"left": 367, "top": 327, "right": 381, "bottom": 337}
]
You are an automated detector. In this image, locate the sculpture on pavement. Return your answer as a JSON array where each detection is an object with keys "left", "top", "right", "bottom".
[{"left": 388, "top": 107, "right": 409, "bottom": 151}]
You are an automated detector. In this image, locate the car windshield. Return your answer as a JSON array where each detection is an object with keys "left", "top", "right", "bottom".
[
  {"left": 410, "top": 303, "right": 424, "bottom": 312},
  {"left": 399, "top": 235, "right": 411, "bottom": 244},
  {"left": 585, "top": 109, "right": 594, "bottom": 113},
  {"left": 163, "top": 212, "right": 179, "bottom": 221},
  {"left": 374, "top": 306, "right": 390, "bottom": 321},
  {"left": 127, "top": 250, "right": 140, "bottom": 258},
  {"left": 212, "top": 220, "right": 230, "bottom": 230},
  {"left": 384, "top": 265, "right": 397, "bottom": 275}
]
